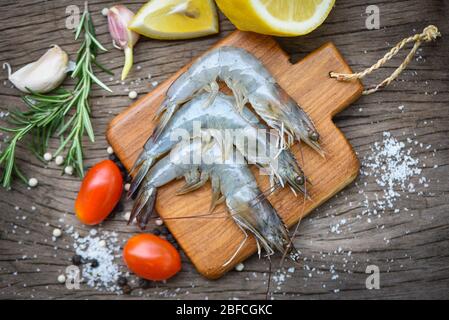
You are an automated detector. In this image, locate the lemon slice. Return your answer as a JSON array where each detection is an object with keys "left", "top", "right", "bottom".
[
  {"left": 215, "top": 0, "right": 335, "bottom": 36},
  {"left": 129, "top": 0, "right": 219, "bottom": 40}
]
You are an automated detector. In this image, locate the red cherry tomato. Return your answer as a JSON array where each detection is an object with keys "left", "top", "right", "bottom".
[
  {"left": 124, "top": 234, "right": 181, "bottom": 281},
  {"left": 75, "top": 160, "right": 123, "bottom": 225}
]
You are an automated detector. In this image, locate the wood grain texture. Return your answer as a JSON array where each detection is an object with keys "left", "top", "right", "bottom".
[
  {"left": 0, "top": 0, "right": 448, "bottom": 299},
  {"left": 107, "top": 31, "right": 363, "bottom": 279}
]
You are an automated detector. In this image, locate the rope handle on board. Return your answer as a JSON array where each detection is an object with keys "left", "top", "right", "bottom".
[{"left": 330, "top": 25, "right": 441, "bottom": 95}]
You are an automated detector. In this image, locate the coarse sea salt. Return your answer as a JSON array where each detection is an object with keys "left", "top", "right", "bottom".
[
  {"left": 67, "top": 227, "right": 123, "bottom": 293},
  {"left": 360, "top": 132, "right": 424, "bottom": 214}
]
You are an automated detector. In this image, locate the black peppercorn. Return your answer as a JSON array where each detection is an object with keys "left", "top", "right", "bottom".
[
  {"left": 117, "top": 276, "right": 128, "bottom": 287},
  {"left": 122, "top": 284, "right": 132, "bottom": 295},
  {"left": 153, "top": 229, "right": 161, "bottom": 236},
  {"left": 71, "top": 254, "right": 83, "bottom": 266},
  {"left": 90, "top": 259, "right": 99, "bottom": 268},
  {"left": 116, "top": 161, "right": 125, "bottom": 172},
  {"left": 138, "top": 278, "right": 151, "bottom": 289},
  {"left": 108, "top": 154, "right": 117, "bottom": 162},
  {"left": 112, "top": 201, "right": 124, "bottom": 213}
]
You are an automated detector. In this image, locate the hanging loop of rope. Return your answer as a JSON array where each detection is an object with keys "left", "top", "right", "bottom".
[{"left": 330, "top": 25, "right": 441, "bottom": 95}]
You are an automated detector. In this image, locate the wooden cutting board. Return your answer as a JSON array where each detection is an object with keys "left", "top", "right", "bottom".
[{"left": 107, "top": 31, "right": 363, "bottom": 279}]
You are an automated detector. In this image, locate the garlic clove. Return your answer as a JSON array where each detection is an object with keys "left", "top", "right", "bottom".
[
  {"left": 107, "top": 5, "right": 140, "bottom": 80},
  {"left": 4, "top": 45, "right": 69, "bottom": 94}
]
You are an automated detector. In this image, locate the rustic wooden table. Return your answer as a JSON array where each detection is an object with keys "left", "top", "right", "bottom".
[{"left": 1, "top": 0, "right": 448, "bottom": 300}]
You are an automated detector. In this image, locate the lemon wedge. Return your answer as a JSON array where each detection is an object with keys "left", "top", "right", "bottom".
[
  {"left": 215, "top": 0, "right": 335, "bottom": 37},
  {"left": 129, "top": 0, "right": 219, "bottom": 40}
]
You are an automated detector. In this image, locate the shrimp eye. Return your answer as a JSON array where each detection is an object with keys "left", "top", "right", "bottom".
[
  {"left": 295, "top": 175, "right": 305, "bottom": 185},
  {"left": 309, "top": 131, "right": 320, "bottom": 142}
]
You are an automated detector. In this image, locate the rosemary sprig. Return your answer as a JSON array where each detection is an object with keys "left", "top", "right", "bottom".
[
  {"left": 48, "top": 5, "right": 112, "bottom": 177},
  {"left": 0, "top": 4, "right": 112, "bottom": 189}
]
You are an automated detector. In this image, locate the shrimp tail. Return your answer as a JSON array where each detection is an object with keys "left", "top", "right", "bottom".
[
  {"left": 128, "top": 155, "right": 154, "bottom": 199},
  {"left": 128, "top": 186, "right": 157, "bottom": 230},
  {"left": 176, "top": 176, "right": 207, "bottom": 195},
  {"left": 152, "top": 101, "right": 178, "bottom": 141},
  {"left": 209, "top": 173, "right": 223, "bottom": 213},
  {"left": 152, "top": 98, "right": 168, "bottom": 121},
  {"left": 231, "top": 210, "right": 274, "bottom": 258},
  {"left": 247, "top": 192, "right": 300, "bottom": 260},
  {"left": 228, "top": 200, "right": 275, "bottom": 258}
]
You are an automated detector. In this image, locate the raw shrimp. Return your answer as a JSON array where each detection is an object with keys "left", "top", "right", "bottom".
[
  {"left": 130, "top": 138, "right": 300, "bottom": 262},
  {"left": 153, "top": 46, "right": 323, "bottom": 155},
  {"left": 129, "top": 93, "right": 307, "bottom": 198}
]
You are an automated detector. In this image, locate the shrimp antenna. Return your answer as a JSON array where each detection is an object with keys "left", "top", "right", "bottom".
[
  {"left": 265, "top": 256, "right": 272, "bottom": 300},
  {"left": 152, "top": 209, "right": 230, "bottom": 221},
  {"left": 280, "top": 145, "right": 307, "bottom": 267},
  {"left": 247, "top": 182, "right": 281, "bottom": 209},
  {"left": 222, "top": 223, "right": 249, "bottom": 267}
]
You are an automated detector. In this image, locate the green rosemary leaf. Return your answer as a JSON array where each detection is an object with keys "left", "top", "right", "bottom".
[
  {"left": 14, "top": 164, "right": 28, "bottom": 185},
  {"left": 75, "top": 141, "right": 84, "bottom": 176},
  {"left": 75, "top": 10, "right": 87, "bottom": 40},
  {"left": 82, "top": 108, "right": 95, "bottom": 143},
  {"left": 25, "top": 87, "right": 71, "bottom": 99},
  {"left": 0, "top": 125, "right": 21, "bottom": 133},
  {"left": 89, "top": 35, "right": 108, "bottom": 52},
  {"left": 86, "top": 69, "right": 112, "bottom": 92},
  {"left": 92, "top": 58, "right": 114, "bottom": 75},
  {"left": 56, "top": 113, "right": 76, "bottom": 136},
  {"left": 71, "top": 52, "right": 86, "bottom": 78},
  {"left": 54, "top": 130, "right": 75, "bottom": 156}
]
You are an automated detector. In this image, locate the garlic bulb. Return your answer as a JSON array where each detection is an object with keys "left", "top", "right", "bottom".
[
  {"left": 3, "top": 45, "right": 70, "bottom": 93},
  {"left": 107, "top": 5, "right": 140, "bottom": 80}
]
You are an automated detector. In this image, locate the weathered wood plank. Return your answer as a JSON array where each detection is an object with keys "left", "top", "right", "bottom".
[{"left": 1, "top": 0, "right": 448, "bottom": 299}]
